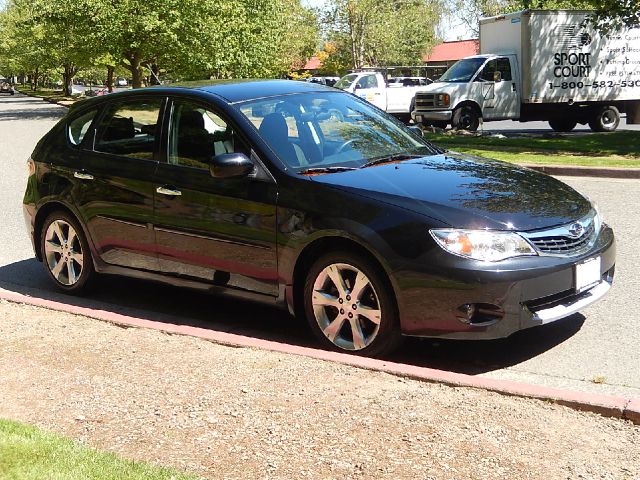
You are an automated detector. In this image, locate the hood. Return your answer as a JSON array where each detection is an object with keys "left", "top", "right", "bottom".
[
  {"left": 309, "top": 154, "right": 591, "bottom": 231},
  {"left": 418, "top": 82, "right": 463, "bottom": 94}
]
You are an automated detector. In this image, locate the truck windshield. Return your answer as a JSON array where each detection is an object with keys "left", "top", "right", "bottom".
[
  {"left": 439, "top": 58, "right": 487, "bottom": 83},
  {"left": 335, "top": 74, "right": 358, "bottom": 90}
]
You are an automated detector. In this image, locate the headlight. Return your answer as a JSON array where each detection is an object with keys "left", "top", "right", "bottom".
[
  {"left": 436, "top": 94, "right": 450, "bottom": 107},
  {"left": 430, "top": 229, "right": 537, "bottom": 262}
]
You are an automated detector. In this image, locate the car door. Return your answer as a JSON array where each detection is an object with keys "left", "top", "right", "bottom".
[
  {"left": 354, "top": 74, "right": 387, "bottom": 110},
  {"left": 477, "top": 57, "right": 520, "bottom": 120},
  {"left": 152, "top": 98, "right": 279, "bottom": 296},
  {"left": 67, "top": 96, "right": 164, "bottom": 271}
]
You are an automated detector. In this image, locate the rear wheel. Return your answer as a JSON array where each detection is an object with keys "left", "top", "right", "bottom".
[
  {"left": 452, "top": 105, "right": 480, "bottom": 131},
  {"left": 548, "top": 118, "right": 577, "bottom": 132},
  {"left": 41, "top": 211, "right": 94, "bottom": 293},
  {"left": 303, "top": 251, "right": 401, "bottom": 357},
  {"left": 588, "top": 105, "right": 620, "bottom": 132}
]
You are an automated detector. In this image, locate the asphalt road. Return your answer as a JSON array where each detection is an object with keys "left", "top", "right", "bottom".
[
  {"left": 474, "top": 117, "right": 640, "bottom": 133},
  {"left": 1, "top": 93, "right": 638, "bottom": 399}
]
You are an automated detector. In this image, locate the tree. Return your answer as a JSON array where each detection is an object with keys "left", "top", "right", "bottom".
[{"left": 323, "top": 0, "right": 442, "bottom": 69}]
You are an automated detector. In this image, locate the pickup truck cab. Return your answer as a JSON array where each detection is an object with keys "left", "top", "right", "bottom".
[{"left": 336, "top": 71, "right": 432, "bottom": 122}]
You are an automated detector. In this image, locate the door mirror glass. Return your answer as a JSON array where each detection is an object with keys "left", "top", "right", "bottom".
[
  {"left": 209, "top": 153, "right": 254, "bottom": 178},
  {"left": 407, "top": 125, "right": 423, "bottom": 137}
]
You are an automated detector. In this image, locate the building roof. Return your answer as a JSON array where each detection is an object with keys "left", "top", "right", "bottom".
[
  {"left": 423, "top": 39, "right": 479, "bottom": 63},
  {"left": 302, "top": 56, "right": 323, "bottom": 70}
]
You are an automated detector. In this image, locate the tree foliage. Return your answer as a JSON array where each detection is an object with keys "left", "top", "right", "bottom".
[
  {"left": 0, "top": 0, "right": 319, "bottom": 88},
  {"left": 322, "top": 0, "right": 443, "bottom": 69}
]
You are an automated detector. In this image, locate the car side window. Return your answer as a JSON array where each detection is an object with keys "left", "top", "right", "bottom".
[
  {"left": 94, "top": 99, "right": 162, "bottom": 160},
  {"left": 496, "top": 57, "right": 513, "bottom": 81},
  {"left": 168, "top": 101, "right": 248, "bottom": 170},
  {"left": 357, "top": 74, "right": 378, "bottom": 89},
  {"left": 478, "top": 60, "right": 497, "bottom": 82},
  {"left": 68, "top": 109, "right": 98, "bottom": 147}
]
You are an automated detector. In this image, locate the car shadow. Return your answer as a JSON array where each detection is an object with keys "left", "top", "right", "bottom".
[{"left": 0, "top": 258, "right": 584, "bottom": 375}]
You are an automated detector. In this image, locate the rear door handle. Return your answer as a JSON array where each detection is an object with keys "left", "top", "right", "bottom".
[
  {"left": 73, "top": 171, "right": 94, "bottom": 180},
  {"left": 156, "top": 186, "right": 182, "bottom": 196}
]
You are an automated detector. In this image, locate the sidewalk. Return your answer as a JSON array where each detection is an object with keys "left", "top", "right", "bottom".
[{"left": 1, "top": 299, "right": 638, "bottom": 479}]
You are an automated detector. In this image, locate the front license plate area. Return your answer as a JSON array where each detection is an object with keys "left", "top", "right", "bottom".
[{"left": 575, "top": 256, "right": 601, "bottom": 293}]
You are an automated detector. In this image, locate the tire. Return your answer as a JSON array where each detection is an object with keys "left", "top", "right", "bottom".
[
  {"left": 452, "top": 105, "right": 480, "bottom": 131},
  {"left": 548, "top": 119, "right": 577, "bottom": 132},
  {"left": 588, "top": 105, "right": 620, "bottom": 132},
  {"left": 303, "top": 251, "right": 401, "bottom": 357},
  {"left": 40, "top": 211, "right": 94, "bottom": 293}
]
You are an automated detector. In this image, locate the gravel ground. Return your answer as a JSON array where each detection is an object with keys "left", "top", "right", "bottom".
[{"left": 0, "top": 300, "right": 638, "bottom": 480}]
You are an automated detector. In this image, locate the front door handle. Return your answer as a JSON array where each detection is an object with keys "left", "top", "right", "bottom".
[
  {"left": 156, "top": 186, "right": 182, "bottom": 196},
  {"left": 73, "top": 171, "right": 94, "bottom": 180}
]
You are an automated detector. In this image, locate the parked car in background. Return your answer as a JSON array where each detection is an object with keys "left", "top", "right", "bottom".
[
  {"left": 336, "top": 71, "right": 432, "bottom": 122},
  {"left": 0, "top": 78, "right": 15, "bottom": 95},
  {"left": 306, "top": 76, "right": 340, "bottom": 87},
  {"left": 23, "top": 80, "right": 615, "bottom": 356},
  {"left": 388, "top": 77, "right": 432, "bottom": 87},
  {"left": 115, "top": 78, "right": 128, "bottom": 87}
]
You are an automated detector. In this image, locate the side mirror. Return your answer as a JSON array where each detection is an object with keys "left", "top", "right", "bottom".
[
  {"left": 209, "top": 153, "right": 254, "bottom": 179},
  {"left": 493, "top": 71, "right": 502, "bottom": 82}
]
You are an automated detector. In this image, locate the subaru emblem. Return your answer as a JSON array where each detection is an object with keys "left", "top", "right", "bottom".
[{"left": 568, "top": 222, "right": 584, "bottom": 238}]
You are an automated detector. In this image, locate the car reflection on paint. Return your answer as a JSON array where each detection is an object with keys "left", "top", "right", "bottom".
[{"left": 23, "top": 80, "right": 615, "bottom": 356}]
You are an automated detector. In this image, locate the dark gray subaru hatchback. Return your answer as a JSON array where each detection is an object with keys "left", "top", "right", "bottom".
[{"left": 23, "top": 80, "right": 615, "bottom": 356}]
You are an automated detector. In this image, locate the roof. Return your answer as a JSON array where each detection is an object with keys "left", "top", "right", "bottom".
[
  {"left": 302, "top": 56, "right": 323, "bottom": 70},
  {"left": 423, "top": 40, "right": 479, "bottom": 63}
]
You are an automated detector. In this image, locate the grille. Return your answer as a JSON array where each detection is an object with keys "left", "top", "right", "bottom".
[
  {"left": 524, "top": 212, "right": 598, "bottom": 256},
  {"left": 415, "top": 93, "right": 435, "bottom": 110}
]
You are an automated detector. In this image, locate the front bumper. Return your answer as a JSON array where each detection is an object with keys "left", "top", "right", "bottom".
[
  {"left": 396, "top": 224, "right": 616, "bottom": 340},
  {"left": 411, "top": 110, "right": 453, "bottom": 123}
]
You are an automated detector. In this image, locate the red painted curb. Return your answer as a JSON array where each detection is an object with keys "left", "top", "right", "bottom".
[{"left": 1, "top": 287, "right": 637, "bottom": 424}]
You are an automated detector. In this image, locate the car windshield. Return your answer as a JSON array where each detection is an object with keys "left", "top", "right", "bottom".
[
  {"left": 334, "top": 74, "right": 358, "bottom": 90},
  {"left": 237, "top": 91, "right": 440, "bottom": 172},
  {"left": 439, "top": 58, "right": 486, "bottom": 83}
]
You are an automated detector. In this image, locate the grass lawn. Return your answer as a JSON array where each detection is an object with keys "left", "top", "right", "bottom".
[
  {"left": 15, "top": 87, "right": 81, "bottom": 105},
  {"left": 426, "top": 131, "right": 640, "bottom": 167},
  {"left": 0, "top": 418, "right": 200, "bottom": 480}
]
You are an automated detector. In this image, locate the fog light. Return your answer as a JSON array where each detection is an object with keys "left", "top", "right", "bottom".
[
  {"left": 456, "top": 303, "right": 476, "bottom": 324},
  {"left": 456, "top": 303, "right": 504, "bottom": 326}
]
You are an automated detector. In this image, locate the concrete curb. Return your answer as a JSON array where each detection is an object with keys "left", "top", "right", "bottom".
[{"left": 1, "top": 287, "right": 637, "bottom": 424}]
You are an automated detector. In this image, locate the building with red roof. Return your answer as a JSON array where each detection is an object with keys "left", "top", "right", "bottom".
[{"left": 423, "top": 39, "right": 479, "bottom": 78}]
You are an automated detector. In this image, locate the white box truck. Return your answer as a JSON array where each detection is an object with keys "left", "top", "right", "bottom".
[{"left": 412, "top": 10, "right": 640, "bottom": 131}]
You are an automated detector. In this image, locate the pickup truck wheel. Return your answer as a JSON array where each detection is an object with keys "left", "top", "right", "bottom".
[
  {"left": 452, "top": 106, "right": 480, "bottom": 131},
  {"left": 588, "top": 106, "right": 620, "bottom": 132},
  {"left": 548, "top": 119, "right": 577, "bottom": 132}
]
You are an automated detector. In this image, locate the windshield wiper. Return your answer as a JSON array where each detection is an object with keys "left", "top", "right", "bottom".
[
  {"left": 297, "top": 166, "right": 357, "bottom": 175},
  {"left": 360, "top": 153, "right": 422, "bottom": 169}
]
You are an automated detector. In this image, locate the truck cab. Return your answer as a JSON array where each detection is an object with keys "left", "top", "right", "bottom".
[
  {"left": 336, "top": 71, "right": 432, "bottom": 122},
  {"left": 412, "top": 54, "right": 520, "bottom": 131}
]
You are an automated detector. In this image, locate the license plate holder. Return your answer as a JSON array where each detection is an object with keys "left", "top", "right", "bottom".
[{"left": 575, "top": 256, "right": 601, "bottom": 293}]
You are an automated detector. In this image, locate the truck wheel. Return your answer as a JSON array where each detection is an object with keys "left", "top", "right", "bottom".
[
  {"left": 452, "top": 106, "right": 480, "bottom": 131},
  {"left": 588, "top": 106, "right": 620, "bottom": 132},
  {"left": 548, "top": 119, "right": 577, "bottom": 132}
]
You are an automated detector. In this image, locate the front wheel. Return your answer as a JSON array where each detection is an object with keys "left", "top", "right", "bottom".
[
  {"left": 452, "top": 105, "right": 480, "bottom": 131},
  {"left": 548, "top": 119, "right": 577, "bottom": 132},
  {"left": 588, "top": 105, "right": 620, "bottom": 132},
  {"left": 303, "top": 251, "right": 401, "bottom": 357},
  {"left": 41, "top": 211, "right": 94, "bottom": 293}
]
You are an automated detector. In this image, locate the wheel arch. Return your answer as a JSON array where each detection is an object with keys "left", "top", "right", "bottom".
[
  {"left": 454, "top": 100, "right": 483, "bottom": 119},
  {"left": 289, "top": 235, "right": 400, "bottom": 322}
]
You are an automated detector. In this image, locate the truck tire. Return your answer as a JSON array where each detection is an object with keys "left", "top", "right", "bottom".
[
  {"left": 588, "top": 106, "right": 620, "bottom": 132},
  {"left": 548, "top": 119, "right": 577, "bottom": 132},
  {"left": 452, "top": 105, "right": 480, "bottom": 131}
]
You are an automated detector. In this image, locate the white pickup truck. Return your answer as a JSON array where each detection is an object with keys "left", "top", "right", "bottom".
[
  {"left": 412, "top": 10, "right": 640, "bottom": 132},
  {"left": 335, "top": 72, "right": 431, "bottom": 122}
]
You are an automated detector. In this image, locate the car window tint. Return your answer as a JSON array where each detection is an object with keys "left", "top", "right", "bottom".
[
  {"left": 68, "top": 109, "right": 97, "bottom": 146},
  {"left": 496, "top": 57, "right": 513, "bottom": 81},
  {"left": 168, "top": 101, "right": 247, "bottom": 170},
  {"left": 94, "top": 99, "right": 162, "bottom": 160}
]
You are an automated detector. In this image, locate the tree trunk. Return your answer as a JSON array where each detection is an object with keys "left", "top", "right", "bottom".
[
  {"left": 149, "top": 63, "right": 160, "bottom": 85},
  {"left": 106, "top": 66, "right": 115, "bottom": 93},
  {"left": 123, "top": 50, "right": 144, "bottom": 89},
  {"left": 62, "top": 63, "right": 78, "bottom": 97},
  {"left": 32, "top": 68, "right": 39, "bottom": 91}
]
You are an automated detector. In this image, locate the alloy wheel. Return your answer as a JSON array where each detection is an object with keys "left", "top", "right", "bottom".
[
  {"left": 311, "top": 263, "right": 382, "bottom": 351},
  {"left": 44, "top": 219, "right": 84, "bottom": 286}
]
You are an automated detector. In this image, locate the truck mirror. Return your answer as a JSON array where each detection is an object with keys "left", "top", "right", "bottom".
[{"left": 493, "top": 71, "right": 502, "bottom": 82}]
